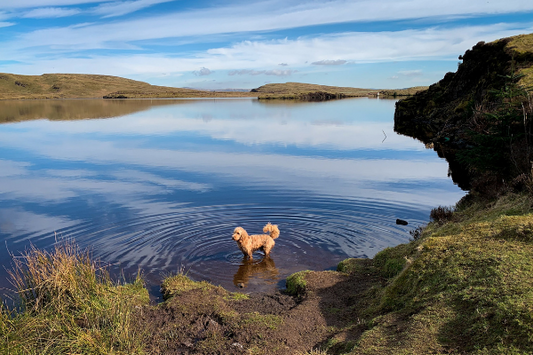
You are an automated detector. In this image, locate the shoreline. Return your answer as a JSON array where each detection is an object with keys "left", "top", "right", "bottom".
[{"left": 4, "top": 191, "right": 532, "bottom": 354}]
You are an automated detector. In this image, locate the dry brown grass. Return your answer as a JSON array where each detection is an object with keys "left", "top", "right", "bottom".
[
  {"left": 3, "top": 241, "right": 149, "bottom": 354},
  {"left": 252, "top": 82, "right": 377, "bottom": 95},
  {"left": 507, "top": 33, "right": 533, "bottom": 91},
  {"left": 253, "top": 82, "right": 428, "bottom": 100},
  {"left": 507, "top": 33, "right": 533, "bottom": 54},
  {"left": 0, "top": 73, "right": 256, "bottom": 100}
]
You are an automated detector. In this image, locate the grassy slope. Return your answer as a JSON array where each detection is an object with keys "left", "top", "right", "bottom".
[
  {"left": 508, "top": 34, "right": 533, "bottom": 89},
  {"left": 253, "top": 82, "right": 427, "bottom": 99},
  {"left": 0, "top": 73, "right": 426, "bottom": 100},
  {"left": 0, "top": 73, "right": 255, "bottom": 99},
  {"left": 1, "top": 243, "right": 149, "bottom": 354},
  {"left": 325, "top": 193, "right": 533, "bottom": 355}
]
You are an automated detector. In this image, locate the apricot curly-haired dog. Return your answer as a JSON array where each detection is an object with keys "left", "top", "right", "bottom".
[{"left": 232, "top": 223, "right": 280, "bottom": 259}]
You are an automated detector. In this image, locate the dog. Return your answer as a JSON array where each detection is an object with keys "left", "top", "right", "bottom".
[{"left": 232, "top": 223, "right": 280, "bottom": 260}]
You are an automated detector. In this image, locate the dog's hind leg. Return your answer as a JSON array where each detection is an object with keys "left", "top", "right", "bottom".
[{"left": 263, "top": 239, "right": 275, "bottom": 256}]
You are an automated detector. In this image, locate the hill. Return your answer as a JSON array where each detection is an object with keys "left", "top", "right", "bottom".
[
  {"left": 0, "top": 73, "right": 255, "bottom": 100},
  {"left": 0, "top": 73, "right": 427, "bottom": 100},
  {"left": 252, "top": 82, "right": 427, "bottom": 100}
]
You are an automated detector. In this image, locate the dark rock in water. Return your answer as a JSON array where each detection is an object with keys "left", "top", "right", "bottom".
[{"left": 396, "top": 219, "right": 408, "bottom": 226}]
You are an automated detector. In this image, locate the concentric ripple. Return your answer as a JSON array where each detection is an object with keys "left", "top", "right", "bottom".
[{"left": 45, "top": 195, "right": 426, "bottom": 295}]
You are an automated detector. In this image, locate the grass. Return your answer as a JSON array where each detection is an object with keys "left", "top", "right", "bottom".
[
  {"left": 4, "top": 193, "right": 533, "bottom": 353},
  {"left": 160, "top": 273, "right": 217, "bottom": 300},
  {"left": 240, "top": 312, "right": 284, "bottom": 330},
  {"left": 507, "top": 33, "right": 533, "bottom": 91},
  {"left": 0, "top": 73, "right": 427, "bottom": 100},
  {"left": 253, "top": 82, "right": 428, "bottom": 100},
  {"left": 1, "top": 241, "right": 149, "bottom": 354},
  {"left": 344, "top": 192, "right": 533, "bottom": 354},
  {"left": 0, "top": 73, "right": 256, "bottom": 100},
  {"left": 285, "top": 270, "right": 311, "bottom": 296}
]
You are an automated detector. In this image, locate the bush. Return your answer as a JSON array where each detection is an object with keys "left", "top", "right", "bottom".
[{"left": 430, "top": 206, "right": 455, "bottom": 224}]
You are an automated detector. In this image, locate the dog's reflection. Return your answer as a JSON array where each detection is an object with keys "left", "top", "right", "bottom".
[{"left": 233, "top": 255, "right": 279, "bottom": 288}]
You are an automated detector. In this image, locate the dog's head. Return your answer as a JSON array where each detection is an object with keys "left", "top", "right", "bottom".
[{"left": 232, "top": 227, "right": 247, "bottom": 241}]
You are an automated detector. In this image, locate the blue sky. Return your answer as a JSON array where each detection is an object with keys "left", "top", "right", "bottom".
[{"left": 1, "top": 0, "right": 532, "bottom": 90}]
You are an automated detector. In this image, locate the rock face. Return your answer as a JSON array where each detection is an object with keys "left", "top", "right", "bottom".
[{"left": 394, "top": 34, "right": 533, "bottom": 193}]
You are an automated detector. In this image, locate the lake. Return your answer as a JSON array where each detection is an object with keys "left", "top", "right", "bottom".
[{"left": 0, "top": 97, "right": 465, "bottom": 297}]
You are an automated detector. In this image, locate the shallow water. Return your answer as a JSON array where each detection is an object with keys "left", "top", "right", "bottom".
[{"left": 0, "top": 98, "right": 465, "bottom": 297}]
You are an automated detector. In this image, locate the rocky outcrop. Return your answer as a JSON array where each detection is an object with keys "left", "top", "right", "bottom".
[{"left": 394, "top": 34, "right": 533, "bottom": 193}]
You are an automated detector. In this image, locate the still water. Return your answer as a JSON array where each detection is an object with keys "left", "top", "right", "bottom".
[{"left": 0, "top": 98, "right": 465, "bottom": 296}]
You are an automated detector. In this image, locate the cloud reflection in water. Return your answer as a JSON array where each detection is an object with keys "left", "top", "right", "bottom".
[{"left": 0, "top": 98, "right": 465, "bottom": 293}]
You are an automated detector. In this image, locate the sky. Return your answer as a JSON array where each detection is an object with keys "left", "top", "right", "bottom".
[{"left": 0, "top": 0, "right": 532, "bottom": 90}]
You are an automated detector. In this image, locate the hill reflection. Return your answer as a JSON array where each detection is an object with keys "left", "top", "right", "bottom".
[{"left": 0, "top": 99, "right": 191, "bottom": 123}]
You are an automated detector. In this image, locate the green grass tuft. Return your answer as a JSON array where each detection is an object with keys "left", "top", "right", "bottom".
[
  {"left": 160, "top": 273, "right": 216, "bottom": 300},
  {"left": 2, "top": 241, "right": 149, "bottom": 354},
  {"left": 285, "top": 270, "right": 311, "bottom": 296}
]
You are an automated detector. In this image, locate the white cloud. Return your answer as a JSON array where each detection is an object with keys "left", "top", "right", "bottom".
[
  {"left": 91, "top": 0, "right": 175, "bottom": 18},
  {"left": 311, "top": 59, "right": 347, "bottom": 65},
  {"left": 1, "top": 0, "right": 111, "bottom": 9},
  {"left": 194, "top": 67, "right": 212, "bottom": 76},
  {"left": 0, "top": 22, "right": 15, "bottom": 28},
  {"left": 398, "top": 69, "right": 423, "bottom": 76},
  {"left": 7, "top": 0, "right": 533, "bottom": 49},
  {"left": 2, "top": 23, "right": 531, "bottom": 78},
  {"left": 228, "top": 69, "right": 296, "bottom": 76},
  {"left": 23, "top": 7, "right": 81, "bottom": 18}
]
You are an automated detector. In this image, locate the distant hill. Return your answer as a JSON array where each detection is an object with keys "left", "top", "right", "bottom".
[
  {"left": 251, "top": 82, "right": 428, "bottom": 99},
  {"left": 0, "top": 73, "right": 428, "bottom": 100},
  {"left": 0, "top": 73, "right": 255, "bottom": 100}
]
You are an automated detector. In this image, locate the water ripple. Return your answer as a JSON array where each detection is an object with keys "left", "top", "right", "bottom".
[{"left": 47, "top": 195, "right": 424, "bottom": 294}]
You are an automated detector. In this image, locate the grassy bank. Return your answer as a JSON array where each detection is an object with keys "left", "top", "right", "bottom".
[
  {"left": 3, "top": 194, "right": 532, "bottom": 354},
  {"left": 1, "top": 242, "right": 149, "bottom": 354},
  {"left": 307, "top": 192, "right": 533, "bottom": 354}
]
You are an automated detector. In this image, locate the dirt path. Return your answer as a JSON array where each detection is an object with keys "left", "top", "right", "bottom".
[{"left": 134, "top": 259, "right": 381, "bottom": 354}]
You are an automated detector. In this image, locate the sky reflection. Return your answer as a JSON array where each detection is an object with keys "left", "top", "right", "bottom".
[{"left": 0, "top": 98, "right": 465, "bottom": 293}]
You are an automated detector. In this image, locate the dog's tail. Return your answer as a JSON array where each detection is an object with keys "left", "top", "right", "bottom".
[{"left": 263, "top": 222, "right": 280, "bottom": 239}]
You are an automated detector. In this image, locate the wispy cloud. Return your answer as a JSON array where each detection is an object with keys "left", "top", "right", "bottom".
[
  {"left": 0, "top": 0, "right": 532, "bottom": 88},
  {"left": 228, "top": 69, "right": 296, "bottom": 76},
  {"left": 91, "top": 0, "right": 175, "bottom": 18},
  {"left": 1, "top": 23, "right": 531, "bottom": 77},
  {"left": 311, "top": 59, "right": 347, "bottom": 65},
  {"left": 22, "top": 7, "right": 81, "bottom": 18},
  {"left": 8, "top": 0, "right": 533, "bottom": 50},
  {"left": 2, "top": 0, "right": 110, "bottom": 9},
  {"left": 194, "top": 67, "right": 212, "bottom": 76},
  {"left": 398, "top": 69, "right": 423, "bottom": 76}
]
